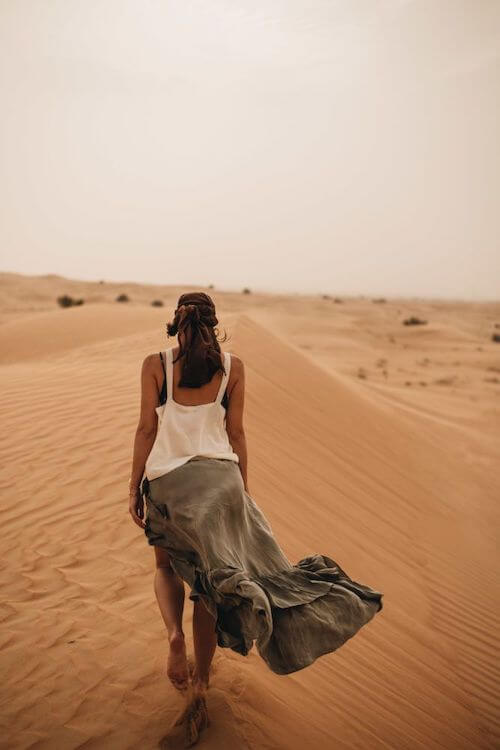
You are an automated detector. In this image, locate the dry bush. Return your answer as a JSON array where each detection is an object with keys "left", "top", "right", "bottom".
[
  {"left": 403, "top": 316, "right": 427, "bottom": 326},
  {"left": 57, "top": 294, "right": 84, "bottom": 308}
]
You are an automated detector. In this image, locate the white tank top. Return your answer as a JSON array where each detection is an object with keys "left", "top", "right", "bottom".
[{"left": 144, "top": 347, "right": 240, "bottom": 481}]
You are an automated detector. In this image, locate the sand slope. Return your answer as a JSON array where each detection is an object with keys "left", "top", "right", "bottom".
[{"left": 0, "top": 279, "right": 499, "bottom": 749}]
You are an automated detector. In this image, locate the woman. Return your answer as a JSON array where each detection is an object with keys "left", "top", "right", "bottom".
[{"left": 128, "top": 292, "right": 383, "bottom": 740}]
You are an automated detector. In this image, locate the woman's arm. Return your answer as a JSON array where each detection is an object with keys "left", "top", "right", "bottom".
[
  {"left": 225, "top": 356, "right": 249, "bottom": 492},
  {"left": 128, "top": 355, "right": 159, "bottom": 527}
]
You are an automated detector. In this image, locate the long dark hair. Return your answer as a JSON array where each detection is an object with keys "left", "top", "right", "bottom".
[{"left": 166, "top": 292, "right": 229, "bottom": 388}]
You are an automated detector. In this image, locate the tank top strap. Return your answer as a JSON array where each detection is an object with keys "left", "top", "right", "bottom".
[
  {"left": 166, "top": 347, "right": 174, "bottom": 401},
  {"left": 159, "top": 351, "right": 166, "bottom": 379},
  {"left": 215, "top": 351, "right": 231, "bottom": 403},
  {"left": 158, "top": 351, "right": 167, "bottom": 404}
]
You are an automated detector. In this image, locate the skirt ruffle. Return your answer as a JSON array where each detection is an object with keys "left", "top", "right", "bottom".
[{"left": 141, "top": 458, "right": 383, "bottom": 675}]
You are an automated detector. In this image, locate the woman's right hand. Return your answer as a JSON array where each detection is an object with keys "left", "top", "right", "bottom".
[{"left": 129, "top": 487, "right": 146, "bottom": 530}]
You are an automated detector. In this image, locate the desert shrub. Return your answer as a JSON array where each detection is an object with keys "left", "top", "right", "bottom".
[
  {"left": 151, "top": 299, "right": 164, "bottom": 307},
  {"left": 57, "top": 295, "right": 73, "bottom": 308},
  {"left": 434, "top": 376, "right": 456, "bottom": 385},
  {"left": 403, "top": 316, "right": 427, "bottom": 326},
  {"left": 208, "top": 284, "right": 214, "bottom": 289},
  {"left": 492, "top": 333, "right": 500, "bottom": 343},
  {"left": 321, "top": 294, "right": 331, "bottom": 299},
  {"left": 57, "top": 295, "right": 84, "bottom": 308},
  {"left": 242, "top": 287, "right": 251, "bottom": 294},
  {"left": 116, "top": 293, "right": 129, "bottom": 302},
  {"left": 372, "top": 297, "right": 386, "bottom": 303},
  {"left": 333, "top": 297, "right": 343, "bottom": 303}
]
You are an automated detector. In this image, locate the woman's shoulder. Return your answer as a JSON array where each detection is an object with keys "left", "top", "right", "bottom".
[
  {"left": 224, "top": 354, "right": 244, "bottom": 403},
  {"left": 141, "top": 352, "right": 165, "bottom": 375},
  {"left": 226, "top": 352, "right": 244, "bottom": 378},
  {"left": 142, "top": 351, "right": 165, "bottom": 363}
]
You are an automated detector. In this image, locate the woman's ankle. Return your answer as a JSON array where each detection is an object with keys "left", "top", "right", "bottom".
[
  {"left": 193, "top": 677, "right": 209, "bottom": 694},
  {"left": 169, "top": 630, "right": 185, "bottom": 646},
  {"left": 191, "top": 665, "right": 209, "bottom": 690}
]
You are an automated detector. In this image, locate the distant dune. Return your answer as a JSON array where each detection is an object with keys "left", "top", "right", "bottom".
[{"left": 1, "top": 272, "right": 499, "bottom": 749}]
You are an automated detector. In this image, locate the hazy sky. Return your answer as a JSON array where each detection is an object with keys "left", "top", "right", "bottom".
[{"left": 1, "top": 0, "right": 499, "bottom": 299}]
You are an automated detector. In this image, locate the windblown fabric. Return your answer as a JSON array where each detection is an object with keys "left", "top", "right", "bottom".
[{"left": 141, "top": 456, "right": 383, "bottom": 675}]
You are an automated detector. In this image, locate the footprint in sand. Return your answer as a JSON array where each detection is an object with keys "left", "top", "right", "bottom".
[{"left": 159, "top": 657, "right": 247, "bottom": 748}]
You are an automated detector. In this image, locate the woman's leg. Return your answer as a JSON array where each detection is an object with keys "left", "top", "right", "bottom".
[
  {"left": 192, "top": 597, "right": 217, "bottom": 691},
  {"left": 153, "top": 546, "right": 188, "bottom": 689}
]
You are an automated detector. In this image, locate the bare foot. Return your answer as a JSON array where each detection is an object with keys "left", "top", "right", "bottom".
[
  {"left": 172, "top": 684, "right": 210, "bottom": 735},
  {"left": 184, "top": 690, "right": 210, "bottom": 747},
  {"left": 167, "top": 633, "right": 189, "bottom": 691},
  {"left": 189, "top": 662, "right": 210, "bottom": 691}
]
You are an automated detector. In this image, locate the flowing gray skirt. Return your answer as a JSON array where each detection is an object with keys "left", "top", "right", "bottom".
[{"left": 141, "top": 456, "right": 383, "bottom": 676}]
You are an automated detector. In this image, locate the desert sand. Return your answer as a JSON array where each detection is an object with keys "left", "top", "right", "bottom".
[{"left": 1, "top": 271, "right": 499, "bottom": 749}]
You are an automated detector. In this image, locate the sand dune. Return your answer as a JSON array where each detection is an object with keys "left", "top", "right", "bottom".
[{"left": 1, "top": 274, "right": 499, "bottom": 748}]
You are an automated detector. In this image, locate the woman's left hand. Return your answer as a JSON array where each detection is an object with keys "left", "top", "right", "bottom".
[{"left": 129, "top": 487, "right": 146, "bottom": 529}]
